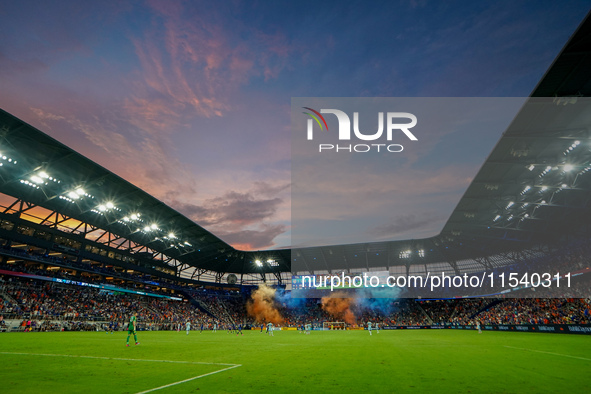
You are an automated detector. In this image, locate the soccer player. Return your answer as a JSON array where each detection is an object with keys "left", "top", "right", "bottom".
[
  {"left": 267, "top": 322, "right": 274, "bottom": 336},
  {"left": 109, "top": 321, "right": 114, "bottom": 334},
  {"left": 126, "top": 312, "right": 139, "bottom": 346},
  {"left": 476, "top": 320, "right": 482, "bottom": 334},
  {"left": 200, "top": 322, "right": 204, "bottom": 333},
  {"left": 261, "top": 323, "right": 265, "bottom": 333},
  {"left": 213, "top": 322, "right": 217, "bottom": 333},
  {"left": 305, "top": 323, "right": 311, "bottom": 335},
  {"left": 376, "top": 322, "right": 380, "bottom": 334},
  {"left": 237, "top": 323, "right": 243, "bottom": 336},
  {"left": 367, "top": 321, "right": 372, "bottom": 336},
  {"left": 186, "top": 320, "right": 191, "bottom": 335}
]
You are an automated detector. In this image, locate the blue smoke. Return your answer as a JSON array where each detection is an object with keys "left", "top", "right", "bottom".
[
  {"left": 354, "top": 287, "right": 401, "bottom": 315},
  {"left": 275, "top": 287, "right": 306, "bottom": 308}
]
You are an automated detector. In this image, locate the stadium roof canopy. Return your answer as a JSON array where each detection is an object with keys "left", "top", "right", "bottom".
[
  {"left": 290, "top": 12, "right": 591, "bottom": 274},
  {"left": 0, "top": 12, "right": 590, "bottom": 278}
]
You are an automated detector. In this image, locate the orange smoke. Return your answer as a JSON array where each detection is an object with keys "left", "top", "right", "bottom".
[
  {"left": 321, "top": 293, "right": 356, "bottom": 324},
  {"left": 246, "top": 284, "right": 284, "bottom": 324}
]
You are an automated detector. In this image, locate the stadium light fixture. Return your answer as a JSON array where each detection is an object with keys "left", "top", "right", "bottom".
[
  {"left": 563, "top": 140, "right": 581, "bottom": 156},
  {"left": 493, "top": 215, "right": 501, "bottom": 222},
  {"left": 527, "top": 164, "right": 535, "bottom": 171},
  {"left": 255, "top": 260, "right": 263, "bottom": 267},
  {"left": 506, "top": 201, "right": 514, "bottom": 209},
  {"left": 578, "top": 165, "right": 591, "bottom": 175},
  {"left": 168, "top": 232, "right": 176, "bottom": 239},
  {"left": 143, "top": 226, "right": 151, "bottom": 232},
  {"left": 20, "top": 180, "right": 40, "bottom": 189},
  {"left": 267, "top": 259, "right": 280, "bottom": 267},
  {"left": 30, "top": 175, "right": 44, "bottom": 184},
  {"left": 0, "top": 153, "right": 17, "bottom": 165},
  {"left": 98, "top": 205, "right": 107, "bottom": 211},
  {"left": 67, "top": 191, "right": 80, "bottom": 200},
  {"left": 106, "top": 202, "right": 114, "bottom": 209},
  {"left": 399, "top": 250, "right": 411, "bottom": 259},
  {"left": 150, "top": 223, "right": 158, "bottom": 230},
  {"left": 563, "top": 164, "right": 574, "bottom": 172},
  {"left": 538, "top": 166, "right": 552, "bottom": 178},
  {"left": 130, "top": 213, "right": 139, "bottom": 220}
]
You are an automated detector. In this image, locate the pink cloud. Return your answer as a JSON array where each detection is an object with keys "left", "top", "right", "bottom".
[{"left": 121, "top": 0, "right": 296, "bottom": 131}]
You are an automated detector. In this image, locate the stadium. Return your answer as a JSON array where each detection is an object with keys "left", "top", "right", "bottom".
[{"left": 1, "top": 3, "right": 591, "bottom": 394}]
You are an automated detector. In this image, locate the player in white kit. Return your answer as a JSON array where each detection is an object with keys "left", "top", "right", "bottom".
[{"left": 267, "top": 322, "right": 274, "bottom": 336}]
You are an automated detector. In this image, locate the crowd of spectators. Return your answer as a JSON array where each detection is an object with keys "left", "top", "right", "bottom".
[
  {"left": 477, "top": 298, "right": 590, "bottom": 325},
  {"left": 2, "top": 272, "right": 590, "bottom": 331},
  {"left": 0, "top": 276, "right": 215, "bottom": 331},
  {"left": 1, "top": 249, "right": 590, "bottom": 331}
]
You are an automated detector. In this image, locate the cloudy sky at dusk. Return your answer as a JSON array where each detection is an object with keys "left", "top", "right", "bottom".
[{"left": 0, "top": 1, "right": 589, "bottom": 250}]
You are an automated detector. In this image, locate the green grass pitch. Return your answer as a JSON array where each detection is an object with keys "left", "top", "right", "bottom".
[{"left": 0, "top": 329, "right": 589, "bottom": 393}]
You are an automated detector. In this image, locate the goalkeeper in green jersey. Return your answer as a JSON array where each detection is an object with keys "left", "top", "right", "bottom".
[{"left": 126, "top": 312, "right": 140, "bottom": 346}]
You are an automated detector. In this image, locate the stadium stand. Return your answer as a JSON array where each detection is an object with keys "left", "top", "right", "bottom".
[{"left": 2, "top": 268, "right": 589, "bottom": 332}]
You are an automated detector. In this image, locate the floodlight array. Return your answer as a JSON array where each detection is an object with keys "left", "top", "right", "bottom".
[
  {"left": 0, "top": 153, "right": 18, "bottom": 166},
  {"left": 399, "top": 250, "right": 411, "bottom": 259},
  {"left": 5, "top": 146, "right": 199, "bottom": 260},
  {"left": 563, "top": 140, "right": 580, "bottom": 156}
]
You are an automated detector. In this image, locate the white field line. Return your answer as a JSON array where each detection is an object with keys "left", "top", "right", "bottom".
[
  {"left": 135, "top": 364, "right": 242, "bottom": 394},
  {"left": 503, "top": 346, "right": 591, "bottom": 361},
  {"left": 0, "top": 351, "right": 242, "bottom": 393}
]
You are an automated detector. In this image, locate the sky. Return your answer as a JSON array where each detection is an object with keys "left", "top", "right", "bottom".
[{"left": 0, "top": 0, "right": 589, "bottom": 250}]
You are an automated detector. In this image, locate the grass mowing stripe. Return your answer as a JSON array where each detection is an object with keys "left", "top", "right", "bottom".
[
  {"left": 0, "top": 351, "right": 239, "bottom": 366},
  {"left": 135, "top": 364, "right": 242, "bottom": 394},
  {"left": 503, "top": 346, "right": 591, "bottom": 361}
]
